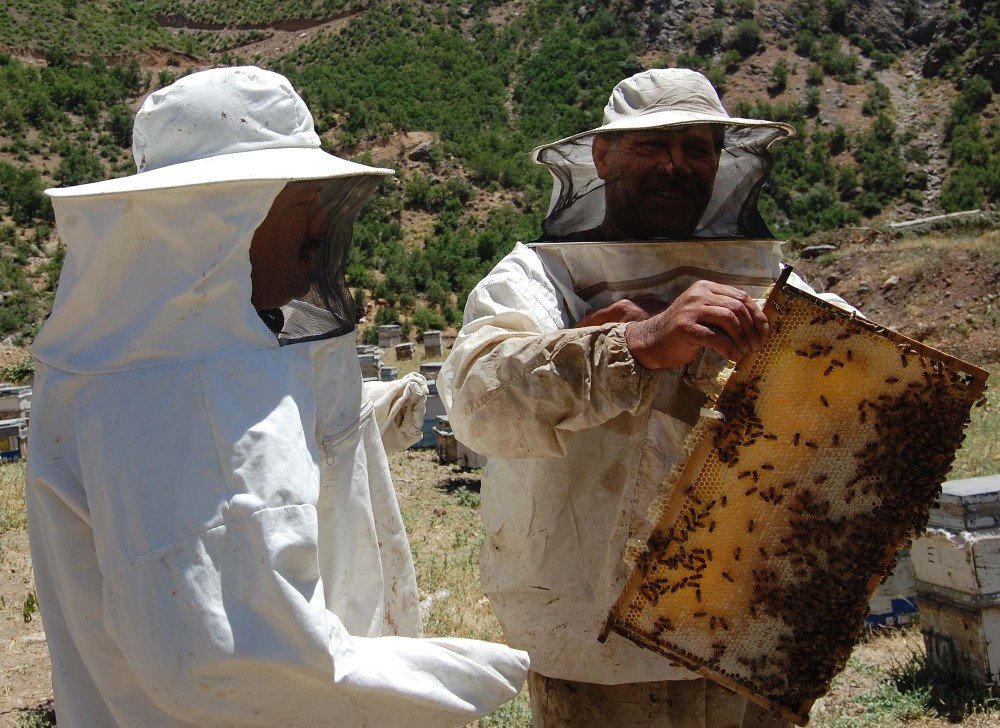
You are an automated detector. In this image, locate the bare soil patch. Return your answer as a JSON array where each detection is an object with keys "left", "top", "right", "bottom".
[
  {"left": 792, "top": 228, "right": 1000, "bottom": 367},
  {"left": 0, "top": 530, "right": 49, "bottom": 727}
]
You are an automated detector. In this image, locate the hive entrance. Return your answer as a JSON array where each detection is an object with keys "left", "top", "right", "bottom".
[{"left": 602, "top": 270, "right": 988, "bottom": 725}]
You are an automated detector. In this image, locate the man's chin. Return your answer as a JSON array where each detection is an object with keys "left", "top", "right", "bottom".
[{"left": 636, "top": 210, "right": 699, "bottom": 239}]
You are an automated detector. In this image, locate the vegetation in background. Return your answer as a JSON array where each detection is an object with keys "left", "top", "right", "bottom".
[
  {"left": 0, "top": 0, "right": 173, "bottom": 56},
  {"left": 0, "top": 0, "right": 994, "bottom": 341},
  {"left": 940, "top": 75, "right": 1000, "bottom": 212}
]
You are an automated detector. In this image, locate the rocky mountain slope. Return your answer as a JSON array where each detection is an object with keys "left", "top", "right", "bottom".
[{"left": 0, "top": 0, "right": 995, "bottom": 354}]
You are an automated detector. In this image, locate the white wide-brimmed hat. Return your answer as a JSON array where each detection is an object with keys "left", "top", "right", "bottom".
[
  {"left": 46, "top": 66, "right": 392, "bottom": 198},
  {"left": 532, "top": 67, "right": 793, "bottom": 158}
]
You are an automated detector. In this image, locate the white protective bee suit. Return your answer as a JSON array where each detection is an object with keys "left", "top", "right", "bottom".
[
  {"left": 439, "top": 69, "right": 851, "bottom": 726},
  {"left": 26, "top": 66, "right": 527, "bottom": 728}
]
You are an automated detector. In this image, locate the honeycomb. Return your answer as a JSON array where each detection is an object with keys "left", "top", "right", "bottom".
[{"left": 601, "top": 270, "right": 989, "bottom": 725}]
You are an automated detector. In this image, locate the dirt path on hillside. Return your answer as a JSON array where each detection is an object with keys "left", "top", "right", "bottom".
[
  {"left": 882, "top": 57, "right": 954, "bottom": 214},
  {"left": 176, "top": 8, "right": 364, "bottom": 61}
]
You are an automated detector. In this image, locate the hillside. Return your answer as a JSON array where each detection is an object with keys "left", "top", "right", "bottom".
[{"left": 0, "top": 0, "right": 996, "bottom": 352}]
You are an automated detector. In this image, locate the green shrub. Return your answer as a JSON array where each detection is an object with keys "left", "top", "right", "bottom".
[
  {"left": 770, "top": 58, "right": 789, "bottom": 93},
  {"left": 696, "top": 20, "right": 725, "bottom": 52},
  {"left": 824, "top": 0, "right": 850, "bottom": 33},
  {"left": 719, "top": 50, "right": 741, "bottom": 71},
  {"left": 56, "top": 144, "right": 103, "bottom": 186},
  {"left": 852, "top": 112, "right": 906, "bottom": 211},
  {"left": 806, "top": 64, "right": 824, "bottom": 86},
  {"left": 814, "top": 35, "right": 859, "bottom": 82},
  {"left": 0, "top": 164, "right": 51, "bottom": 224},
  {"left": 411, "top": 306, "right": 446, "bottom": 334},
  {"left": 1, "top": 358, "right": 34, "bottom": 383},
  {"left": 106, "top": 104, "right": 132, "bottom": 147},
  {"left": 794, "top": 30, "right": 815, "bottom": 57},
  {"left": 836, "top": 164, "right": 859, "bottom": 199},
  {"left": 731, "top": 0, "right": 755, "bottom": 19},
  {"left": 704, "top": 65, "right": 728, "bottom": 95},
  {"left": 961, "top": 75, "right": 993, "bottom": 112},
  {"left": 804, "top": 87, "right": 821, "bottom": 116},
  {"left": 729, "top": 19, "right": 763, "bottom": 57},
  {"left": 829, "top": 124, "right": 848, "bottom": 154},
  {"left": 940, "top": 167, "right": 985, "bottom": 211},
  {"left": 375, "top": 306, "right": 401, "bottom": 327},
  {"left": 862, "top": 82, "right": 892, "bottom": 116}
]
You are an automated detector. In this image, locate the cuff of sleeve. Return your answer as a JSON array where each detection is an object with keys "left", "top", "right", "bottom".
[
  {"left": 608, "top": 322, "right": 644, "bottom": 373},
  {"left": 601, "top": 323, "right": 656, "bottom": 404}
]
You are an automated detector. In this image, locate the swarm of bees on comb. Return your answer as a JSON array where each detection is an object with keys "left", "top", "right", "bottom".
[{"left": 601, "top": 268, "right": 989, "bottom": 725}]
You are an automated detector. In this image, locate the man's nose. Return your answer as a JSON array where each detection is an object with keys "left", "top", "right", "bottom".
[{"left": 657, "top": 148, "right": 689, "bottom": 175}]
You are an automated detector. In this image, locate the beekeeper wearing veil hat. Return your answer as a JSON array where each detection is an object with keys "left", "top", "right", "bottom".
[
  {"left": 439, "top": 68, "right": 854, "bottom": 727},
  {"left": 26, "top": 66, "right": 527, "bottom": 727}
]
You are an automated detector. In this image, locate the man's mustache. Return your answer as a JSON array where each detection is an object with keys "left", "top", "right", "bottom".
[{"left": 642, "top": 172, "right": 708, "bottom": 197}]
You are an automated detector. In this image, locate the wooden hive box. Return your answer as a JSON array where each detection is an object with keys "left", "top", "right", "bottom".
[{"left": 601, "top": 269, "right": 988, "bottom": 725}]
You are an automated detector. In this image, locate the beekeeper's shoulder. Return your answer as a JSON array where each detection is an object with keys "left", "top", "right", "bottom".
[{"left": 467, "top": 241, "right": 562, "bottom": 317}]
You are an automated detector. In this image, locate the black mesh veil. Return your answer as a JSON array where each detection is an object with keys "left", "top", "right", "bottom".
[
  {"left": 534, "top": 122, "right": 790, "bottom": 242},
  {"left": 276, "top": 174, "right": 382, "bottom": 345}
]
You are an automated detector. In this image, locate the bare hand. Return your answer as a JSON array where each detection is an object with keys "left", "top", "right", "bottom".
[
  {"left": 573, "top": 298, "right": 669, "bottom": 328},
  {"left": 624, "top": 280, "right": 769, "bottom": 370}
]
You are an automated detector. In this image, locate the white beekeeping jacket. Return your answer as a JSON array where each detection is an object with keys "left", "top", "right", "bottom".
[
  {"left": 26, "top": 178, "right": 527, "bottom": 727},
  {"left": 440, "top": 240, "right": 852, "bottom": 685},
  {"left": 439, "top": 69, "right": 854, "bottom": 684}
]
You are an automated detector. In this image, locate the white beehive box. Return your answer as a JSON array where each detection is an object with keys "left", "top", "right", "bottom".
[
  {"left": 867, "top": 550, "right": 916, "bottom": 627},
  {"left": 912, "top": 475, "right": 1000, "bottom": 683},
  {"left": 422, "top": 330, "right": 443, "bottom": 357}
]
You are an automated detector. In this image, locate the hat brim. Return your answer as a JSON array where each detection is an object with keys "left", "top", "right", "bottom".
[
  {"left": 531, "top": 110, "right": 795, "bottom": 161},
  {"left": 46, "top": 146, "right": 394, "bottom": 198}
]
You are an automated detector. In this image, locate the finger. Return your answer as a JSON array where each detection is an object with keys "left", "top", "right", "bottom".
[
  {"left": 750, "top": 297, "right": 770, "bottom": 338},
  {"left": 709, "top": 295, "right": 762, "bottom": 351},
  {"left": 573, "top": 310, "right": 599, "bottom": 328},
  {"left": 688, "top": 323, "right": 744, "bottom": 363},
  {"left": 707, "top": 284, "right": 769, "bottom": 347},
  {"left": 574, "top": 308, "right": 614, "bottom": 328},
  {"left": 700, "top": 305, "right": 752, "bottom": 356}
]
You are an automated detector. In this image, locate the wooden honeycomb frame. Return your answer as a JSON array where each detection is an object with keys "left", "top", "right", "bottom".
[{"left": 601, "top": 268, "right": 989, "bottom": 725}]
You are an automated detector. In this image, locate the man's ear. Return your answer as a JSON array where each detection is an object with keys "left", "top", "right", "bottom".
[{"left": 592, "top": 134, "right": 612, "bottom": 180}]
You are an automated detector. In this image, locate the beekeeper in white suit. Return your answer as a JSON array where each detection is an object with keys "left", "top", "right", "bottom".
[
  {"left": 439, "top": 68, "right": 853, "bottom": 727},
  {"left": 26, "top": 66, "right": 527, "bottom": 728}
]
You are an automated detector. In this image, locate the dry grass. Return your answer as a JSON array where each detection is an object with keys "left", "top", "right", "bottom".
[
  {"left": 950, "top": 365, "right": 999, "bottom": 480},
  {"left": 0, "top": 459, "right": 27, "bottom": 534},
  {"left": 811, "top": 622, "right": 1000, "bottom": 727},
  {"left": 391, "top": 449, "right": 532, "bottom": 726}
]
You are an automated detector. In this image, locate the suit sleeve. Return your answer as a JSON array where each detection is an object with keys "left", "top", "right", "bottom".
[{"left": 439, "top": 244, "right": 656, "bottom": 459}]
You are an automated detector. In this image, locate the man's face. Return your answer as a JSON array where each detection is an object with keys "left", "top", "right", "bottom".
[
  {"left": 592, "top": 125, "right": 721, "bottom": 239},
  {"left": 249, "top": 181, "right": 331, "bottom": 310}
]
